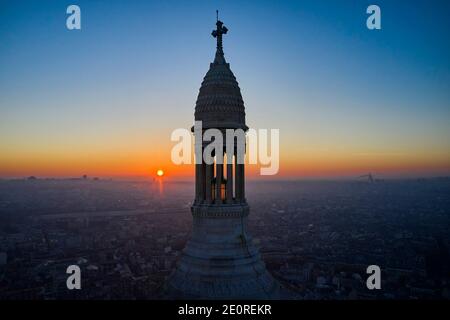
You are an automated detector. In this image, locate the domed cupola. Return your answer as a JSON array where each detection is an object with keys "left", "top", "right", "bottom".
[{"left": 194, "top": 18, "right": 248, "bottom": 130}]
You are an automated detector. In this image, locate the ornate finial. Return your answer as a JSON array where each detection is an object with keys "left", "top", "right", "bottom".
[{"left": 211, "top": 11, "right": 228, "bottom": 62}]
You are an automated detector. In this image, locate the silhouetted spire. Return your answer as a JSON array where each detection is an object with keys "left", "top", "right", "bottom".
[
  {"left": 211, "top": 10, "right": 228, "bottom": 64},
  {"left": 166, "top": 13, "right": 279, "bottom": 300}
]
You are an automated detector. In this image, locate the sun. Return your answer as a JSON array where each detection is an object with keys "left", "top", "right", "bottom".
[{"left": 156, "top": 169, "right": 164, "bottom": 177}]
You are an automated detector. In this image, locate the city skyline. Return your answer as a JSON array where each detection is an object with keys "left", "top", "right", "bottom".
[
  {"left": 1, "top": 0, "right": 449, "bottom": 179},
  {"left": 1, "top": 0, "right": 450, "bottom": 304}
]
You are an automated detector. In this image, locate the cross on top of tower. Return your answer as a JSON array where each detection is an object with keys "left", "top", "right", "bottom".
[{"left": 211, "top": 10, "right": 228, "bottom": 55}]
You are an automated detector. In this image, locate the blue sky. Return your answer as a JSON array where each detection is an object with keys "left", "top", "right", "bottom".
[{"left": 0, "top": 0, "right": 449, "bottom": 178}]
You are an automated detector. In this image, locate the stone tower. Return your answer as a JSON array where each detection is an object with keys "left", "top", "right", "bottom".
[{"left": 166, "top": 15, "right": 279, "bottom": 299}]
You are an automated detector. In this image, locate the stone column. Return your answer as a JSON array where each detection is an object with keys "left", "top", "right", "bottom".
[
  {"left": 195, "top": 163, "right": 201, "bottom": 202},
  {"left": 241, "top": 163, "right": 245, "bottom": 202},
  {"left": 205, "top": 163, "right": 213, "bottom": 204},
  {"left": 237, "top": 164, "right": 245, "bottom": 202},
  {"left": 235, "top": 156, "right": 242, "bottom": 202},
  {"left": 216, "top": 160, "right": 223, "bottom": 204},
  {"left": 226, "top": 154, "right": 233, "bottom": 203},
  {"left": 200, "top": 162, "right": 206, "bottom": 202}
]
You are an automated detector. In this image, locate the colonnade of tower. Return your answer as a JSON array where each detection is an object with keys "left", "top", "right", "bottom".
[{"left": 195, "top": 150, "right": 245, "bottom": 204}]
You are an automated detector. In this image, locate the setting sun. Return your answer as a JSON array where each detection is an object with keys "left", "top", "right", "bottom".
[{"left": 156, "top": 169, "right": 164, "bottom": 177}]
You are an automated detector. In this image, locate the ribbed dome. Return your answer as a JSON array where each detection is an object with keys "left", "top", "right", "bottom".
[{"left": 194, "top": 22, "right": 247, "bottom": 130}]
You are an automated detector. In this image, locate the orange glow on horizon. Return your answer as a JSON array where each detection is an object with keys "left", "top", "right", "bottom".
[
  {"left": 0, "top": 140, "right": 449, "bottom": 179},
  {"left": 0, "top": 155, "right": 449, "bottom": 179}
]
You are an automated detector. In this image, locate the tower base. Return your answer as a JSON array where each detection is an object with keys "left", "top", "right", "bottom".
[{"left": 165, "top": 204, "right": 280, "bottom": 299}]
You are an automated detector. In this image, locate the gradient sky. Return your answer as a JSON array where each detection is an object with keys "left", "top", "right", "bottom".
[{"left": 0, "top": 0, "right": 449, "bottom": 179}]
